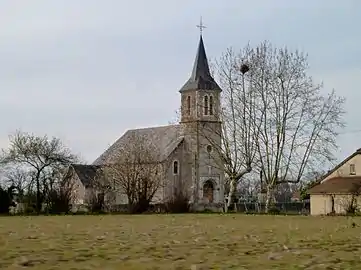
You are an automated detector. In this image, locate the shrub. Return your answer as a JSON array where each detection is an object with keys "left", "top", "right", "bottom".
[
  {"left": 45, "top": 190, "right": 72, "bottom": 214},
  {"left": 25, "top": 206, "right": 37, "bottom": 214},
  {"left": 345, "top": 203, "right": 358, "bottom": 214},
  {"left": 343, "top": 195, "right": 359, "bottom": 215},
  {"left": 87, "top": 192, "right": 106, "bottom": 213},
  {"left": 0, "top": 186, "right": 16, "bottom": 214},
  {"left": 165, "top": 191, "right": 190, "bottom": 213},
  {"left": 128, "top": 197, "right": 152, "bottom": 214},
  {"left": 268, "top": 207, "right": 281, "bottom": 215}
]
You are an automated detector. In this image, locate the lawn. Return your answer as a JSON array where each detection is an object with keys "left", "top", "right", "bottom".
[{"left": 0, "top": 214, "right": 360, "bottom": 270}]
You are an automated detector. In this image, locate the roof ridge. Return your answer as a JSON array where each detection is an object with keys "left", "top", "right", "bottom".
[
  {"left": 128, "top": 124, "right": 180, "bottom": 132},
  {"left": 71, "top": 163, "right": 101, "bottom": 168}
]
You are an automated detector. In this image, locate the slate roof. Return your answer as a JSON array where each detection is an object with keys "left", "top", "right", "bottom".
[
  {"left": 180, "top": 35, "right": 222, "bottom": 92},
  {"left": 308, "top": 176, "right": 361, "bottom": 195},
  {"left": 92, "top": 124, "right": 184, "bottom": 165},
  {"left": 71, "top": 164, "right": 102, "bottom": 188}
]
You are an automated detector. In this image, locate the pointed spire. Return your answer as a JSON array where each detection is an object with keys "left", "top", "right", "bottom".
[
  {"left": 190, "top": 36, "right": 211, "bottom": 81},
  {"left": 179, "top": 35, "right": 221, "bottom": 92}
]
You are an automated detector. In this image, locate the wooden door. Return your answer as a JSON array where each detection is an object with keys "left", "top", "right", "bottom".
[{"left": 203, "top": 181, "right": 214, "bottom": 203}]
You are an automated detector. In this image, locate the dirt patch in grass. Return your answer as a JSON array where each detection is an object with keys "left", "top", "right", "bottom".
[{"left": 0, "top": 214, "right": 360, "bottom": 269}]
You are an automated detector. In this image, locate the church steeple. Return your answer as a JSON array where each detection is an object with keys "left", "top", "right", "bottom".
[
  {"left": 179, "top": 20, "right": 222, "bottom": 124},
  {"left": 179, "top": 35, "right": 221, "bottom": 92},
  {"left": 179, "top": 20, "right": 224, "bottom": 207}
]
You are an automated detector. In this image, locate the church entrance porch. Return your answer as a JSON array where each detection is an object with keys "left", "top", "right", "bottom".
[
  {"left": 190, "top": 176, "right": 223, "bottom": 212},
  {"left": 198, "top": 176, "right": 221, "bottom": 204},
  {"left": 203, "top": 180, "right": 214, "bottom": 203}
]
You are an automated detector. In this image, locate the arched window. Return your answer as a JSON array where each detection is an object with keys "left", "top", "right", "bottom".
[
  {"left": 173, "top": 160, "right": 179, "bottom": 175},
  {"left": 204, "top": 95, "right": 209, "bottom": 116},
  {"left": 186, "top": 96, "right": 191, "bottom": 115},
  {"left": 209, "top": 95, "right": 213, "bottom": 115}
]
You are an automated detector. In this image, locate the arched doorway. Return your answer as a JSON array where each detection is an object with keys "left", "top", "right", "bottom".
[{"left": 203, "top": 180, "right": 214, "bottom": 203}]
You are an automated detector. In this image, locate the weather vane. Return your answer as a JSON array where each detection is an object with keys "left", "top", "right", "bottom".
[{"left": 196, "top": 16, "right": 206, "bottom": 36}]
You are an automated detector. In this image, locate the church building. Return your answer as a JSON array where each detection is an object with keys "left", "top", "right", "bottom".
[{"left": 69, "top": 33, "right": 225, "bottom": 209}]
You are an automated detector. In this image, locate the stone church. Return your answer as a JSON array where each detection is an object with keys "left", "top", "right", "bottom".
[{"left": 69, "top": 34, "right": 225, "bottom": 208}]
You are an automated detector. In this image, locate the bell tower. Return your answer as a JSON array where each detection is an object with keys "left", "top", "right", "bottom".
[
  {"left": 179, "top": 35, "right": 222, "bottom": 124},
  {"left": 179, "top": 21, "right": 224, "bottom": 206}
]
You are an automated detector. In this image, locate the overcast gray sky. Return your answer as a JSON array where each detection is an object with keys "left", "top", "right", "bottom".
[{"left": 0, "top": 0, "right": 360, "bottom": 164}]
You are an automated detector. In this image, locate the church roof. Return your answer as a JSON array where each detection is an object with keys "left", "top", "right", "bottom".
[
  {"left": 70, "top": 164, "right": 102, "bottom": 188},
  {"left": 180, "top": 35, "right": 221, "bottom": 92},
  {"left": 92, "top": 124, "right": 183, "bottom": 165}
]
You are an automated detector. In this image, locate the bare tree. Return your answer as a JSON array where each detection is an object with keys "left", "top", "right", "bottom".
[
  {"left": 85, "top": 167, "right": 115, "bottom": 212},
  {"left": 3, "top": 166, "right": 32, "bottom": 203},
  {"left": 273, "top": 182, "right": 297, "bottom": 202},
  {"left": 198, "top": 48, "right": 261, "bottom": 212},
  {"left": 46, "top": 166, "right": 76, "bottom": 213},
  {"left": 299, "top": 170, "right": 327, "bottom": 200},
  {"left": 0, "top": 131, "right": 78, "bottom": 213},
  {"left": 236, "top": 41, "right": 344, "bottom": 212},
  {"left": 337, "top": 182, "right": 361, "bottom": 215},
  {"left": 236, "top": 177, "right": 259, "bottom": 202},
  {"left": 203, "top": 41, "right": 344, "bottom": 213},
  {"left": 102, "top": 134, "right": 163, "bottom": 213},
  {"left": 341, "top": 195, "right": 358, "bottom": 215}
]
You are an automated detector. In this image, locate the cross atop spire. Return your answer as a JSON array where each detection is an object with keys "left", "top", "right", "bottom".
[
  {"left": 196, "top": 16, "right": 206, "bottom": 36},
  {"left": 179, "top": 21, "right": 221, "bottom": 93}
]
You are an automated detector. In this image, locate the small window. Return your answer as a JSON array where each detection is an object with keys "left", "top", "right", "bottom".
[
  {"left": 186, "top": 96, "right": 191, "bottom": 115},
  {"left": 173, "top": 160, "right": 179, "bottom": 175},
  {"left": 206, "top": 145, "right": 212, "bottom": 153},
  {"left": 209, "top": 96, "right": 213, "bottom": 115},
  {"left": 204, "top": 95, "right": 209, "bottom": 115},
  {"left": 350, "top": 164, "right": 356, "bottom": 175}
]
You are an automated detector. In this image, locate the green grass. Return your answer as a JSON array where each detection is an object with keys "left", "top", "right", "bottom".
[{"left": 0, "top": 214, "right": 360, "bottom": 269}]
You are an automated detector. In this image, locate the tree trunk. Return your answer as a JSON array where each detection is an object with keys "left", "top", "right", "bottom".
[
  {"left": 35, "top": 171, "right": 41, "bottom": 214},
  {"left": 331, "top": 195, "right": 335, "bottom": 213},
  {"left": 225, "top": 178, "right": 236, "bottom": 213},
  {"left": 265, "top": 186, "right": 274, "bottom": 213}
]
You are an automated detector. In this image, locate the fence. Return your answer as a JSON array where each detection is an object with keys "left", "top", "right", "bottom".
[
  {"left": 98, "top": 202, "right": 310, "bottom": 214},
  {"left": 231, "top": 201, "right": 310, "bottom": 214}
]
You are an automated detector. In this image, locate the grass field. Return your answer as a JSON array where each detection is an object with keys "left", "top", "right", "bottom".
[{"left": 0, "top": 214, "right": 360, "bottom": 270}]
